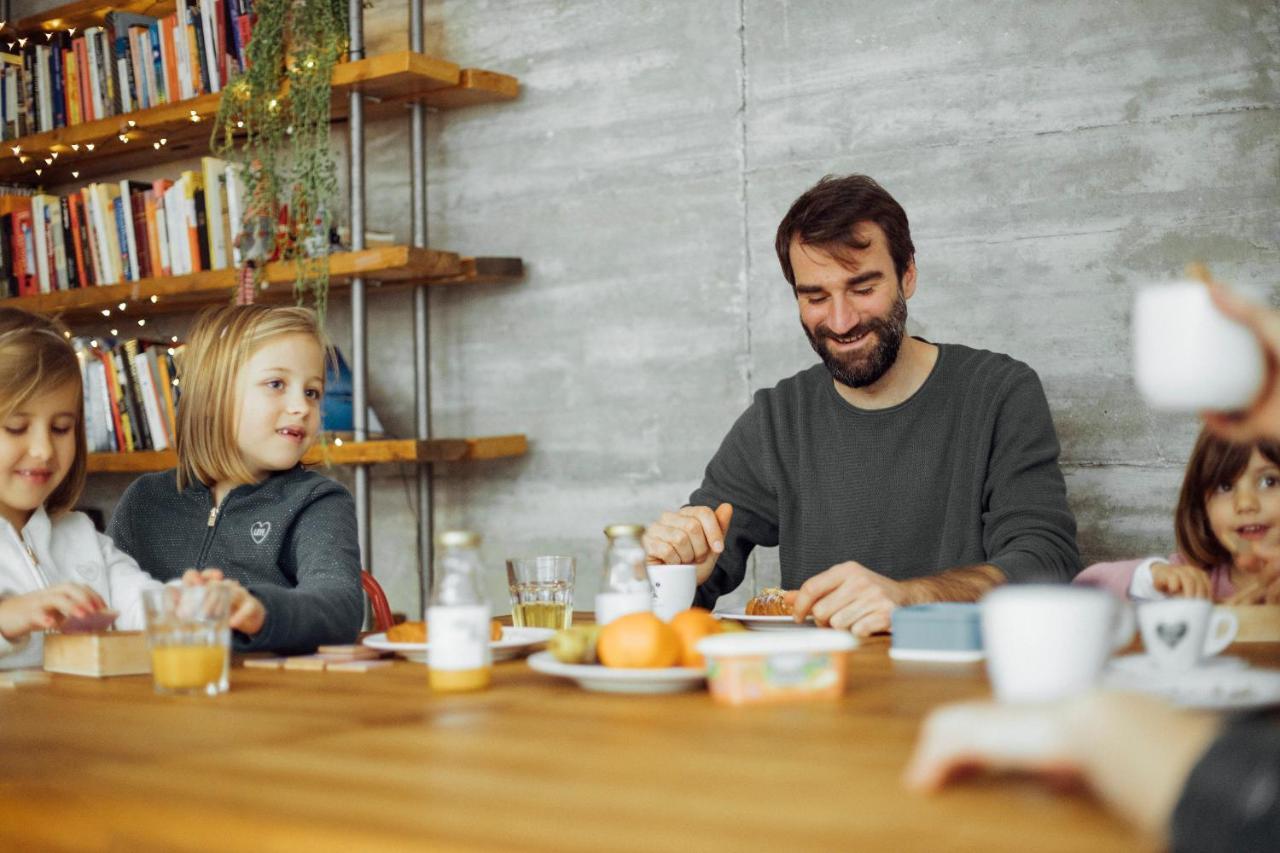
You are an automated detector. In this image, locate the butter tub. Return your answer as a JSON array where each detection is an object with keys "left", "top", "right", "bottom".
[{"left": 696, "top": 630, "right": 857, "bottom": 706}]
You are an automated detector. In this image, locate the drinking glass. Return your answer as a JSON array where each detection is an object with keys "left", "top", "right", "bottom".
[
  {"left": 506, "top": 556, "right": 575, "bottom": 630},
  {"left": 142, "top": 584, "right": 232, "bottom": 696}
]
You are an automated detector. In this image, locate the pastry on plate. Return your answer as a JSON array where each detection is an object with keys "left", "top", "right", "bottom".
[
  {"left": 745, "top": 588, "right": 796, "bottom": 616},
  {"left": 386, "top": 619, "right": 504, "bottom": 643}
]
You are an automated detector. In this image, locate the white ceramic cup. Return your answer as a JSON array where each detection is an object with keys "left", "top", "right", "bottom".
[
  {"left": 1132, "top": 280, "right": 1265, "bottom": 411},
  {"left": 647, "top": 564, "right": 697, "bottom": 622},
  {"left": 983, "top": 586, "right": 1135, "bottom": 704},
  {"left": 1137, "top": 599, "right": 1238, "bottom": 671}
]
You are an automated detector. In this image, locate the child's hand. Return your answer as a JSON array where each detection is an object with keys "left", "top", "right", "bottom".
[
  {"left": 223, "top": 581, "right": 266, "bottom": 636},
  {"left": 0, "top": 583, "right": 108, "bottom": 641},
  {"left": 177, "top": 570, "right": 265, "bottom": 635},
  {"left": 1225, "top": 573, "right": 1280, "bottom": 604},
  {"left": 1150, "top": 562, "right": 1212, "bottom": 599}
]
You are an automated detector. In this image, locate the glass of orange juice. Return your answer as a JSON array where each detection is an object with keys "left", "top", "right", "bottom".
[{"left": 142, "top": 584, "right": 232, "bottom": 696}]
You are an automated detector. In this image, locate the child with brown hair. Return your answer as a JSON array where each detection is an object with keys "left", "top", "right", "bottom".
[
  {"left": 1075, "top": 428, "right": 1280, "bottom": 602},
  {"left": 0, "top": 307, "right": 264, "bottom": 668},
  {"left": 108, "top": 304, "right": 362, "bottom": 653}
]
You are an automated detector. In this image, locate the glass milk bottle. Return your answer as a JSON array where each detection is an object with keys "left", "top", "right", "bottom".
[
  {"left": 427, "top": 530, "right": 493, "bottom": 692},
  {"left": 595, "top": 524, "right": 653, "bottom": 626}
]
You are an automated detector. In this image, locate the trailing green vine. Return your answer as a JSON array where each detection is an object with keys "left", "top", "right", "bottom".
[{"left": 212, "top": 0, "right": 349, "bottom": 318}]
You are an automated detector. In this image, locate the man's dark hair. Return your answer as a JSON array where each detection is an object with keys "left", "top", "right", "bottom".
[{"left": 774, "top": 174, "right": 915, "bottom": 288}]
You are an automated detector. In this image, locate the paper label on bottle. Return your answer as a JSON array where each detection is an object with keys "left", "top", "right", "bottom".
[
  {"left": 426, "top": 605, "right": 492, "bottom": 670},
  {"left": 595, "top": 591, "right": 652, "bottom": 626}
]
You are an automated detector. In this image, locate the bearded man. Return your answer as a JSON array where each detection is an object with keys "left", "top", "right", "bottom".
[{"left": 644, "top": 174, "right": 1081, "bottom": 636}]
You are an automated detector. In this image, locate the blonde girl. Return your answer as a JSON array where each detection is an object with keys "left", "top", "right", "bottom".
[
  {"left": 108, "top": 304, "right": 362, "bottom": 654},
  {"left": 0, "top": 308, "right": 262, "bottom": 668}
]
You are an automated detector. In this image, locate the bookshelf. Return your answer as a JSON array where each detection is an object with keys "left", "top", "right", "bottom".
[
  {"left": 5, "top": 1, "right": 529, "bottom": 590},
  {"left": 87, "top": 435, "right": 530, "bottom": 473},
  {"left": 0, "top": 50, "right": 518, "bottom": 184},
  {"left": 0, "top": 246, "right": 523, "bottom": 320}
]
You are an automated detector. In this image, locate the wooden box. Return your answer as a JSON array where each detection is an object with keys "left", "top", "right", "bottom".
[
  {"left": 1222, "top": 605, "right": 1280, "bottom": 643},
  {"left": 43, "top": 631, "right": 151, "bottom": 677}
]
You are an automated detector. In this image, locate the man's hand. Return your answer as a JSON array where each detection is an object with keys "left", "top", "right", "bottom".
[
  {"left": 1151, "top": 562, "right": 1213, "bottom": 599},
  {"left": 644, "top": 503, "right": 733, "bottom": 585},
  {"left": 791, "top": 562, "right": 910, "bottom": 636},
  {"left": 0, "top": 583, "right": 108, "bottom": 641}
]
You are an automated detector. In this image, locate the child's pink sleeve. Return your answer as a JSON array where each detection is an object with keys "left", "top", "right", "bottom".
[{"left": 1072, "top": 558, "right": 1150, "bottom": 598}]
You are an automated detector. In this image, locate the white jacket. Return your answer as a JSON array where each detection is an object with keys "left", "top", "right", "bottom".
[{"left": 0, "top": 506, "right": 162, "bottom": 669}]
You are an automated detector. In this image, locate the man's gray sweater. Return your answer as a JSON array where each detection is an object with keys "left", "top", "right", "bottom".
[
  {"left": 691, "top": 343, "right": 1082, "bottom": 608},
  {"left": 108, "top": 467, "right": 363, "bottom": 654}
]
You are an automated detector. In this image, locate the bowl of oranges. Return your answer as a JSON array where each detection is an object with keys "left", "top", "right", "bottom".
[{"left": 527, "top": 608, "right": 744, "bottom": 694}]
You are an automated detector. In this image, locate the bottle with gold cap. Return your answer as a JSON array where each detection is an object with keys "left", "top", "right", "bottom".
[
  {"left": 427, "top": 530, "right": 492, "bottom": 692},
  {"left": 595, "top": 524, "right": 653, "bottom": 626}
]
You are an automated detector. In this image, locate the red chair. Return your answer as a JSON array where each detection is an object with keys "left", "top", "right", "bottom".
[{"left": 361, "top": 571, "right": 394, "bottom": 633}]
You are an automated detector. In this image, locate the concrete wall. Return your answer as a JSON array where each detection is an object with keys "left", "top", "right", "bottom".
[{"left": 29, "top": 0, "right": 1278, "bottom": 616}]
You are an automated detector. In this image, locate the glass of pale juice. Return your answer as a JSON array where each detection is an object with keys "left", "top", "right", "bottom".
[
  {"left": 506, "top": 556, "right": 575, "bottom": 629},
  {"left": 142, "top": 583, "right": 232, "bottom": 697}
]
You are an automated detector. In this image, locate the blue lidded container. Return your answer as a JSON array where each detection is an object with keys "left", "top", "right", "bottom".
[{"left": 890, "top": 602, "right": 984, "bottom": 662}]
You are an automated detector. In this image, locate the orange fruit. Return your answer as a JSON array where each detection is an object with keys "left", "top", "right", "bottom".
[
  {"left": 669, "top": 608, "right": 723, "bottom": 668},
  {"left": 597, "top": 612, "right": 681, "bottom": 668}
]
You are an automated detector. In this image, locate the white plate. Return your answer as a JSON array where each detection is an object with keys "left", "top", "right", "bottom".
[
  {"left": 715, "top": 612, "right": 817, "bottom": 631},
  {"left": 526, "top": 651, "right": 705, "bottom": 694},
  {"left": 362, "top": 627, "right": 555, "bottom": 663},
  {"left": 1103, "top": 664, "right": 1280, "bottom": 710}
]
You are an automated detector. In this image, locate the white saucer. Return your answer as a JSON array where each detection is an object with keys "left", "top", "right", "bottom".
[
  {"left": 1104, "top": 667, "right": 1280, "bottom": 710},
  {"left": 526, "top": 651, "right": 704, "bottom": 694},
  {"left": 1107, "top": 653, "right": 1248, "bottom": 677}
]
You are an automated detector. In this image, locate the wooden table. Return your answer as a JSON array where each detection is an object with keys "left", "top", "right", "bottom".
[{"left": 2, "top": 637, "right": 1277, "bottom": 852}]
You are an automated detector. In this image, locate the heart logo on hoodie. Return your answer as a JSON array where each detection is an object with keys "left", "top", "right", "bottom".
[{"left": 250, "top": 521, "right": 271, "bottom": 545}]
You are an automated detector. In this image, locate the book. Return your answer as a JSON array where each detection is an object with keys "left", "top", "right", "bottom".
[
  {"left": 13, "top": 206, "right": 35, "bottom": 296},
  {"left": 0, "top": 212, "right": 10, "bottom": 297},
  {"left": 68, "top": 194, "right": 91, "bottom": 288},
  {"left": 49, "top": 33, "right": 68, "bottom": 129},
  {"left": 200, "top": 156, "right": 229, "bottom": 269},
  {"left": 112, "top": 191, "right": 134, "bottom": 282},
  {"left": 58, "top": 196, "right": 78, "bottom": 289},
  {"left": 73, "top": 37, "right": 93, "bottom": 124},
  {"left": 164, "top": 180, "right": 189, "bottom": 275},
  {"left": 126, "top": 339, "right": 165, "bottom": 450},
  {"left": 224, "top": 162, "right": 246, "bottom": 265},
  {"left": 30, "top": 195, "right": 51, "bottom": 293},
  {"left": 199, "top": 0, "right": 221, "bottom": 93},
  {"left": 63, "top": 45, "right": 81, "bottom": 126}
]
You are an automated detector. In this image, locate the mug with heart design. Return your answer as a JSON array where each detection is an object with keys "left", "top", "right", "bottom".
[{"left": 1137, "top": 599, "right": 1238, "bottom": 671}]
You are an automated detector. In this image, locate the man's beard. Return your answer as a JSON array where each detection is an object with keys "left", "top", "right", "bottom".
[{"left": 803, "top": 290, "right": 908, "bottom": 389}]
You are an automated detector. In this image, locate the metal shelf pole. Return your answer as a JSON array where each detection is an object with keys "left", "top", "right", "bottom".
[
  {"left": 410, "top": 0, "right": 435, "bottom": 608},
  {"left": 348, "top": 0, "right": 371, "bottom": 572}
]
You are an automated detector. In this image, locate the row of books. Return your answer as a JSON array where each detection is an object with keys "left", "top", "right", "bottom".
[
  {"left": 1, "top": 0, "right": 257, "bottom": 140},
  {"left": 0, "top": 156, "right": 244, "bottom": 296},
  {"left": 72, "top": 337, "right": 185, "bottom": 454}
]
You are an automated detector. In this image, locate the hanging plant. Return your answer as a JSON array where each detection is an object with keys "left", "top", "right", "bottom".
[{"left": 212, "top": 0, "right": 349, "bottom": 317}]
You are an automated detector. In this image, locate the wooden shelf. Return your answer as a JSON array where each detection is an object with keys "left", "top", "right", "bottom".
[
  {"left": 0, "top": 247, "right": 523, "bottom": 323},
  {"left": 86, "top": 435, "right": 529, "bottom": 473},
  {"left": 14, "top": 1, "right": 177, "bottom": 33},
  {"left": 0, "top": 51, "right": 519, "bottom": 184}
]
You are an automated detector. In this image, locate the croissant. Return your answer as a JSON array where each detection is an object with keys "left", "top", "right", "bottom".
[
  {"left": 386, "top": 620, "right": 504, "bottom": 643},
  {"left": 746, "top": 588, "right": 795, "bottom": 616}
]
